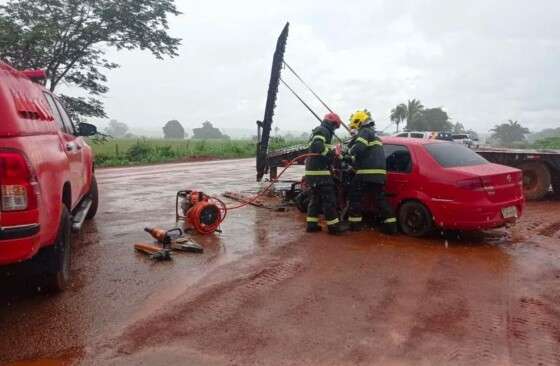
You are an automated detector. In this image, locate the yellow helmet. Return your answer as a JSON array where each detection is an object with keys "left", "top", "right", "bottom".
[{"left": 349, "top": 109, "right": 372, "bottom": 130}]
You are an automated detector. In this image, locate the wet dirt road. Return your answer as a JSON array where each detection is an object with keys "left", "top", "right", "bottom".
[{"left": 1, "top": 159, "right": 560, "bottom": 365}]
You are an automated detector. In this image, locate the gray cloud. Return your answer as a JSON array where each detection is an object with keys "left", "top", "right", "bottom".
[{"left": 84, "top": 0, "right": 559, "bottom": 134}]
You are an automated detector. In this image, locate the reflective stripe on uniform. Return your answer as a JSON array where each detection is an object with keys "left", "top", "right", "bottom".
[
  {"left": 355, "top": 137, "right": 369, "bottom": 145},
  {"left": 356, "top": 169, "right": 387, "bottom": 175},
  {"left": 312, "top": 135, "right": 326, "bottom": 142},
  {"left": 326, "top": 218, "right": 340, "bottom": 226},
  {"left": 306, "top": 217, "right": 319, "bottom": 223},
  {"left": 355, "top": 137, "right": 383, "bottom": 147},
  {"left": 304, "top": 170, "right": 331, "bottom": 176},
  {"left": 321, "top": 146, "right": 329, "bottom": 156},
  {"left": 348, "top": 216, "right": 362, "bottom": 222},
  {"left": 384, "top": 217, "right": 397, "bottom": 223}
]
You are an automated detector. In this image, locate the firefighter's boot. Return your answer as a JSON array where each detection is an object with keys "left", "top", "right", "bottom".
[
  {"left": 350, "top": 222, "right": 363, "bottom": 232},
  {"left": 306, "top": 223, "right": 322, "bottom": 233},
  {"left": 328, "top": 221, "right": 349, "bottom": 235},
  {"left": 381, "top": 217, "right": 398, "bottom": 235}
]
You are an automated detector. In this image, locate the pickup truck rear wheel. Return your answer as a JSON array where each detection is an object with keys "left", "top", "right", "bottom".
[
  {"left": 518, "top": 162, "right": 551, "bottom": 200},
  {"left": 42, "top": 206, "right": 72, "bottom": 292},
  {"left": 399, "top": 201, "right": 433, "bottom": 237},
  {"left": 86, "top": 176, "right": 98, "bottom": 220}
]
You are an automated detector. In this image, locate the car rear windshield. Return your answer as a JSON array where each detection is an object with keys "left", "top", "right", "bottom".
[{"left": 425, "top": 143, "right": 488, "bottom": 167}]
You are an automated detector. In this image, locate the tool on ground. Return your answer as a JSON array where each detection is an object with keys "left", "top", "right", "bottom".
[
  {"left": 171, "top": 237, "right": 204, "bottom": 253},
  {"left": 134, "top": 243, "right": 172, "bottom": 261},
  {"left": 144, "top": 227, "right": 183, "bottom": 247},
  {"left": 176, "top": 190, "right": 227, "bottom": 235}
]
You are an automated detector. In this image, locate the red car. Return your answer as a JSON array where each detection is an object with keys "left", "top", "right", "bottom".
[
  {"left": 0, "top": 62, "right": 98, "bottom": 291},
  {"left": 384, "top": 137, "right": 524, "bottom": 236}
]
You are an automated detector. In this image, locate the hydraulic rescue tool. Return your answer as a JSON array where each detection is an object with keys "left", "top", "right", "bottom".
[
  {"left": 133, "top": 243, "right": 172, "bottom": 261},
  {"left": 144, "top": 227, "right": 182, "bottom": 246},
  {"left": 176, "top": 190, "right": 227, "bottom": 235}
]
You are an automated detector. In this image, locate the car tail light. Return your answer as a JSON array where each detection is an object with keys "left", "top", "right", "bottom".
[
  {"left": 0, "top": 151, "right": 38, "bottom": 212},
  {"left": 456, "top": 177, "right": 483, "bottom": 191},
  {"left": 457, "top": 177, "right": 496, "bottom": 195}
]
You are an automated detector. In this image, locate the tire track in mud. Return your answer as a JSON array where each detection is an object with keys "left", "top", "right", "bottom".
[
  {"left": 394, "top": 248, "right": 514, "bottom": 366},
  {"left": 538, "top": 221, "right": 560, "bottom": 238},
  {"left": 110, "top": 259, "right": 304, "bottom": 356},
  {"left": 508, "top": 296, "right": 560, "bottom": 366}
]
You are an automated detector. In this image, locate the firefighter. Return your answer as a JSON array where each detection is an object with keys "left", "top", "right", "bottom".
[
  {"left": 345, "top": 109, "right": 397, "bottom": 234},
  {"left": 305, "top": 113, "right": 347, "bottom": 235}
]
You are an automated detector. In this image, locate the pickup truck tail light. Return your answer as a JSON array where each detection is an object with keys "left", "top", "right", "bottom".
[{"left": 0, "top": 151, "right": 38, "bottom": 212}]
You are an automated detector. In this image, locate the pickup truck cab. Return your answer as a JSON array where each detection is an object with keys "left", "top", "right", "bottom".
[{"left": 0, "top": 62, "right": 98, "bottom": 291}]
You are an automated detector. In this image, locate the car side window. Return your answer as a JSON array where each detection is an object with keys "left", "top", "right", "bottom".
[
  {"left": 53, "top": 98, "right": 76, "bottom": 134},
  {"left": 384, "top": 144, "right": 412, "bottom": 173},
  {"left": 396, "top": 133, "right": 408, "bottom": 137},
  {"left": 43, "top": 93, "right": 66, "bottom": 132},
  {"left": 410, "top": 133, "right": 424, "bottom": 139}
]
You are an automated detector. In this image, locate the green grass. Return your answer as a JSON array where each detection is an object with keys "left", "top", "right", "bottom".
[
  {"left": 89, "top": 137, "right": 304, "bottom": 167},
  {"left": 533, "top": 136, "right": 560, "bottom": 149}
]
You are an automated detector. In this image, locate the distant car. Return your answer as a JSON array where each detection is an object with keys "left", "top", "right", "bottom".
[
  {"left": 394, "top": 131, "right": 453, "bottom": 141},
  {"left": 383, "top": 137, "right": 524, "bottom": 236},
  {"left": 0, "top": 61, "right": 98, "bottom": 291},
  {"left": 452, "top": 133, "right": 473, "bottom": 148}
]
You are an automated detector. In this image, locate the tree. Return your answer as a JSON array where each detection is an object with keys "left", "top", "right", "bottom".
[
  {"left": 104, "top": 119, "right": 129, "bottom": 138},
  {"left": 390, "top": 103, "right": 407, "bottom": 133},
  {"left": 453, "top": 122, "right": 466, "bottom": 133},
  {"left": 163, "top": 120, "right": 185, "bottom": 139},
  {"left": 407, "top": 107, "right": 452, "bottom": 131},
  {"left": 192, "top": 121, "right": 229, "bottom": 139},
  {"left": 491, "top": 120, "right": 530, "bottom": 145},
  {"left": 0, "top": 0, "right": 181, "bottom": 120},
  {"left": 466, "top": 129, "right": 479, "bottom": 141},
  {"left": 404, "top": 99, "right": 424, "bottom": 130}
]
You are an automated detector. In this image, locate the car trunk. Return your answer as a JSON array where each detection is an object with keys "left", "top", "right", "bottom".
[{"left": 450, "top": 163, "right": 523, "bottom": 203}]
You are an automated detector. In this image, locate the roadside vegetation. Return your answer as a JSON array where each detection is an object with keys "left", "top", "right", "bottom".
[
  {"left": 533, "top": 137, "right": 560, "bottom": 149},
  {"left": 91, "top": 137, "right": 304, "bottom": 167}
]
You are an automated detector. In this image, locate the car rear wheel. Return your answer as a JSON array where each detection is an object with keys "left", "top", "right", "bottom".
[
  {"left": 41, "top": 206, "right": 72, "bottom": 292},
  {"left": 86, "top": 175, "right": 98, "bottom": 220},
  {"left": 518, "top": 162, "right": 551, "bottom": 200},
  {"left": 399, "top": 201, "right": 433, "bottom": 237}
]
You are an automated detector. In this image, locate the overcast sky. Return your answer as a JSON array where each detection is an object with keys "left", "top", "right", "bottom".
[{"left": 91, "top": 0, "right": 559, "bottom": 134}]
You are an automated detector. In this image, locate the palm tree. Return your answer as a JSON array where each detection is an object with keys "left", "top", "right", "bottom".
[
  {"left": 490, "top": 120, "right": 530, "bottom": 145},
  {"left": 405, "top": 99, "right": 424, "bottom": 130},
  {"left": 390, "top": 103, "right": 407, "bottom": 133}
]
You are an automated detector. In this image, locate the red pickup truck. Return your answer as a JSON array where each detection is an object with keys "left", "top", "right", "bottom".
[{"left": 0, "top": 62, "right": 98, "bottom": 291}]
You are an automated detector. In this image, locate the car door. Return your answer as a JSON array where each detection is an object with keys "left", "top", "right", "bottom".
[
  {"left": 384, "top": 144, "right": 413, "bottom": 206},
  {"left": 43, "top": 93, "right": 83, "bottom": 207}
]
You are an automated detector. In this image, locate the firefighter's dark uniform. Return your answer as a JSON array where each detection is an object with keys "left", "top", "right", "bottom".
[
  {"left": 347, "top": 123, "right": 397, "bottom": 234},
  {"left": 305, "top": 121, "right": 341, "bottom": 233}
]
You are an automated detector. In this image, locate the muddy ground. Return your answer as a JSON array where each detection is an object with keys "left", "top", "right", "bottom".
[{"left": 1, "top": 158, "right": 559, "bottom": 366}]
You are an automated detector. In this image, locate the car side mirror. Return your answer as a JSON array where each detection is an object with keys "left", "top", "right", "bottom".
[{"left": 77, "top": 122, "right": 98, "bottom": 137}]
